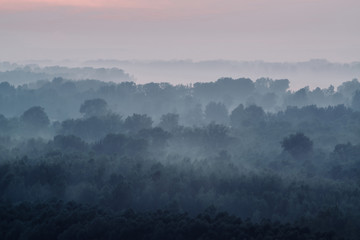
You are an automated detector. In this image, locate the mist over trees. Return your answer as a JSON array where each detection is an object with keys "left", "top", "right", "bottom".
[
  {"left": 81, "top": 59, "right": 360, "bottom": 89},
  {"left": 0, "top": 62, "right": 132, "bottom": 85},
  {"left": 1, "top": 75, "right": 360, "bottom": 122},
  {"left": 1, "top": 73, "right": 360, "bottom": 239}
]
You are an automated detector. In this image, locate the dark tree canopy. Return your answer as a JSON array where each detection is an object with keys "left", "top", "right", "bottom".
[
  {"left": 93, "top": 133, "right": 147, "bottom": 156},
  {"left": 158, "top": 113, "right": 179, "bottom": 132},
  {"left": 21, "top": 106, "right": 50, "bottom": 129},
  {"left": 3, "top": 75, "right": 360, "bottom": 240},
  {"left": 124, "top": 113, "right": 153, "bottom": 133},
  {"left": 230, "top": 104, "right": 244, "bottom": 128},
  {"left": 243, "top": 105, "right": 265, "bottom": 125},
  {"left": 281, "top": 132, "right": 313, "bottom": 157},
  {"left": 204, "top": 102, "right": 228, "bottom": 124},
  {"left": 138, "top": 127, "right": 171, "bottom": 148},
  {"left": 270, "top": 79, "right": 290, "bottom": 93},
  {"left": 79, "top": 98, "right": 108, "bottom": 118},
  {"left": 53, "top": 135, "right": 88, "bottom": 152},
  {"left": 0, "top": 81, "right": 15, "bottom": 96},
  {"left": 230, "top": 104, "right": 265, "bottom": 127},
  {"left": 351, "top": 90, "right": 360, "bottom": 111}
]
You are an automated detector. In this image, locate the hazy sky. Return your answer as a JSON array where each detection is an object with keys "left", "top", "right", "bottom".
[{"left": 1, "top": 0, "right": 359, "bottom": 62}]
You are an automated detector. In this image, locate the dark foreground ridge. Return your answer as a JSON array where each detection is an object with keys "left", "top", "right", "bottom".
[{"left": 0, "top": 201, "right": 340, "bottom": 240}]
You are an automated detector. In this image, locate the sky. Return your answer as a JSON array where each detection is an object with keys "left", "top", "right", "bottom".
[{"left": 0, "top": 0, "right": 359, "bottom": 63}]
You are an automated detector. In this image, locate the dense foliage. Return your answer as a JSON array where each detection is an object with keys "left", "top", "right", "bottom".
[
  {"left": 1, "top": 201, "right": 343, "bottom": 240},
  {"left": 1, "top": 77, "right": 360, "bottom": 239}
]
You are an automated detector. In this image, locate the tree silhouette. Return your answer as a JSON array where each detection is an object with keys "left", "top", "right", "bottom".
[
  {"left": 204, "top": 102, "right": 228, "bottom": 125},
  {"left": 79, "top": 98, "right": 108, "bottom": 118},
  {"left": 21, "top": 106, "right": 50, "bottom": 129},
  {"left": 230, "top": 104, "right": 244, "bottom": 128},
  {"left": 281, "top": 132, "right": 313, "bottom": 157},
  {"left": 124, "top": 114, "right": 153, "bottom": 133},
  {"left": 158, "top": 113, "right": 179, "bottom": 132},
  {"left": 351, "top": 90, "right": 360, "bottom": 111}
]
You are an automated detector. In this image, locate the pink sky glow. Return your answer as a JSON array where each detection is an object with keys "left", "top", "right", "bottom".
[
  {"left": 0, "top": 0, "right": 172, "bottom": 10},
  {"left": 0, "top": 0, "right": 359, "bottom": 62}
]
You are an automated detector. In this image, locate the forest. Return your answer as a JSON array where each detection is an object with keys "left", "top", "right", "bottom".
[{"left": 1, "top": 76, "right": 360, "bottom": 239}]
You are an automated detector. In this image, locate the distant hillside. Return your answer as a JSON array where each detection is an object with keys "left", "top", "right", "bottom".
[
  {"left": 84, "top": 59, "right": 360, "bottom": 90},
  {"left": 0, "top": 62, "right": 133, "bottom": 85}
]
